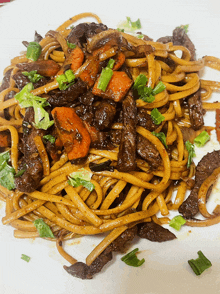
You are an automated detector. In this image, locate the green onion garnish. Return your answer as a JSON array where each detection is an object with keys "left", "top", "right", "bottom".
[
  {"left": 177, "top": 24, "right": 189, "bottom": 33},
  {"left": 121, "top": 248, "right": 145, "bottom": 267},
  {"left": 56, "top": 70, "right": 75, "bottom": 90},
  {"left": 152, "top": 81, "right": 166, "bottom": 95},
  {"left": 152, "top": 131, "right": 168, "bottom": 148},
  {"left": 26, "top": 42, "right": 42, "bottom": 61},
  {"left": 33, "top": 219, "right": 55, "bottom": 238},
  {"left": 137, "top": 34, "right": 144, "bottom": 39},
  {"left": 194, "top": 131, "right": 210, "bottom": 147},
  {"left": 15, "top": 169, "right": 26, "bottom": 178},
  {"left": 22, "top": 70, "right": 43, "bottom": 83},
  {"left": 188, "top": 251, "right": 212, "bottom": 275},
  {"left": 43, "top": 135, "right": 56, "bottom": 144},
  {"left": 126, "top": 17, "right": 141, "bottom": 29},
  {"left": 65, "top": 69, "right": 76, "bottom": 83},
  {"left": 169, "top": 215, "right": 186, "bottom": 231},
  {"left": 107, "top": 59, "right": 115, "bottom": 69},
  {"left": 21, "top": 254, "right": 31, "bottom": 262},
  {"left": 151, "top": 108, "right": 165, "bottom": 125},
  {"left": 97, "top": 67, "right": 113, "bottom": 92},
  {"left": 185, "top": 140, "right": 196, "bottom": 168},
  {"left": 67, "top": 40, "right": 76, "bottom": 49}
]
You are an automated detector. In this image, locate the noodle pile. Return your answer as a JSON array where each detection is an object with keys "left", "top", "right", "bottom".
[{"left": 1, "top": 12, "right": 220, "bottom": 270}]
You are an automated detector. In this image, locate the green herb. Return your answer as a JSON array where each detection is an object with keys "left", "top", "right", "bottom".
[
  {"left": 194, "top": 131, "right": 210, "bottom": 147},
  {"left": 188, "top": 251, "right": 212, "bottom": 275},
  {"left": 185, "top": 140, "right": 196, "bottom": 168},
  {"left": 177, "top": 24, "right": 189, "bottom": 33},
  {"left": 43, "top": 135, "right": 56, "bottom": 144},
  {"left": 151, "top": 108, "right": 165, "bottom": 125},
  {"left": 56, "top": 70, "right": 75, "bottom": 90},
  {"left": 126, "top": 17, "right": 141, "bottom": 29},
  {"left": 134, "top": 75, "right": 165, "bottom": 103},
  {"left": 67, "top": 40, "right": 76, "bottom": 49},
  {"left": 121, "top": 248, "right": 145, "bottom": 267},
  {"left": 15, "top": 83, "right": 54, "bottom": 130},
  {"left": 117, "top": 28, "right": 124, "bottom": 32},
  {"left": 26, "top": 42, "right": 42, "bottom": 61},
  {"left": 22, "top": 70, "right": 43, "bottom": 83},
  {"left": 169, "top": 215, "right": 186, "bottom": 231},
  {"left": 68, "top": 168, "right": 95, "bottom": 192},
  {"left": 15, "top": 169, "right": 26, "bottom": 178},
  {"left": 97, "top": 65, "right": 113, "bottom": 92},
  {"left": 21, "top": 254, "right": 31, "bottom": 262},
  {"left": 152, "top": 131, "right": 168, "bottom": 148},
  {"left": 152, "top": 81, "right": 166, "bottom": 95},
  {"left": 33, "top": 219, "right": 55, "bottom": 238},
  {"left": 0, "top": 150, "right": 15, "bottom": 190},
  {"left": 137, "top": 34, "right": 144, "bottom": 39}
]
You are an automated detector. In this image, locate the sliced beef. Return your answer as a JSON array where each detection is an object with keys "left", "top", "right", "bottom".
[
  {"left": 64, "top": 226, "right": 137, "bottom": 279},
  {"left": 0, "top": 69, "right": 13, "bottom": 92},
  {"left": 22, "top": 31, "right": 43, "bottom": 47},
  {"left": 91, "top": 131, "right": 114, "bottom": 150},
  {"left": 157, "top": 26, "right": 196, "bottom": 61},
  {"left": 15, "top": 108, "right": 45, "bottom": 193},
  {"left": 12, "top": 71, "right": 49, "bottom": 91},
  {"left": 109, "top": 129, "right": 122, "bottom": 145},
  {"left": 78, "top": 91, "right": 95, "bottom": 106},
  {"left": 67, "top": 22, "right": 108, "bottom": 48},
  {"left": 93, "top": 100, "right": 116, "bottom": 130},
  {"left": 47, "top": 78, "right": 87, "bottom": 107},
  {"left": 138, "top": 222, "right": 176, "bottom": 242},
  {"left": 179, "top": 150, "right": 220, "bottom": 218},
  {"left": 188, "top": 90, "right": 205, "bottom": 131},
  {"left": 137, "top": 135, "right": 162, "bottom": 170},
  {"left": 137, "top": 108, "right": 158, "bottom": 131},
  {"left": 75, "top": 104, "right": 94, "bottom": 124},
  {"left": 117, "top": 91, "right": 137, "bottom": 172}
]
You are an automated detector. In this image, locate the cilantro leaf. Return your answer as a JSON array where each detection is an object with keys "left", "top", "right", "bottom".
[
  {"left": 33, "top": 219, "right": 55, "bottom": 238},
  {"left": 22, "top": 70, "right": 43, "bottom": 83},
  {"left": 0, "top": 150, "right": 15, "bottom": 190},
  {"left": 185, "top": 141, "right": 196, "bottom": 168},
  {"left": 152, "top": 131, "right": 168, "bottom": 148},
  {"left": 68, "top": 169, "right": 95, "bottom": 192},
  {"left": 151, "top": 108, "right": 165, "bottom": 125}
]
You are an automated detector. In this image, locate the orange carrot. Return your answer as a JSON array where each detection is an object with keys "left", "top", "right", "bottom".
[
  {"left": 79, "top": 56, "right": 100, "bottom": 87},
  {"left": 92, "top": 71, "right": 133, "bottom": 102},
  {"left": 113, "top": 52, "right": 126, "bottom": 71},
  {"left": 51, "top": 107, "right": 91, "bottom": 161},
  {"left": 0, "top": 133, "right": 10, "bottom": 148},
  {"left": 68, "top": 47, "right": 84, "bottom": 72}
]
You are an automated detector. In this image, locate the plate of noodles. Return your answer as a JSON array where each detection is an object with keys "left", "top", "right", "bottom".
[{"left": 0, "top": 0, "right": 220, "bottom": 293}]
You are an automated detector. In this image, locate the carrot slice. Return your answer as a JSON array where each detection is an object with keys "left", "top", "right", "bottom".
[
  {"left": 113, "top": 52, "right": 126, "bottom": 71},
  {"left": 0, "top": 133, "right": 10, "bottom": 148},
  {"left": 92, "top": 71, "right": 133, "bottom": 102},
  {"left": 68, "top": 47, "right": 84, "bottom": 72},
  {"left": 51, "top": 107, "right": 91, "bottom": 160}
]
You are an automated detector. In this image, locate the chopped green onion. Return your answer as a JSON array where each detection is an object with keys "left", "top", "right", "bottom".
[
  {"left": 33, "top": 219, "right": 55, "bottom": 238},
  {"left": 21, "top": 254, "right": 31, "bottom": 262},
  {"left": 64, "top": 69, "right": 76, "bottom": 83},
  {"left": 26, "top": 42, "right": 42, "bottom": 61},
  {"left": 43, "top": 135, "right": 56, "bottom": 144},
  {"left": 152, "top": 131, "right": 168, "bottom": 148},
  {"left": 169, "top": 215, "right": 186, "bottom": 231},
  {"left": 117, "top": 17, "right": 141, "bottom": 32},
  {"left": 56, "top": 70, "right": 75, "bottom": 90},
  {"left": 0, "top": 150, "right": 15, "bottom": 190},
  {"left": 107, "top": 59, "right": 115, "bottom": 69},
  {"left": 22, "top": 70, "right": 43, "bottom": 83},
  {"left": 126, "top": 17, "right": 141, "bottom": 29},
  {"left": 188, "top": 251, "right": 212, "bottom": 275},
  {"left": 97, "top": 67, "right": 113, "bottom": 92},
  {"left": 15, "top": 169, "right": 26, "bottom": 178},
  {"left": 117, "top": 28, "right": 124, "bottom": 32},
  {"left": 137, "top": 34, "right": 144, "bottom": 39},
  {"left": 67, "top": 40, "right": 76, "bottom": 49},
  {"left": 185, "top": 140, "right": 196, "bottom": 168},
  {"left": 152, "top": 81, "right": 166, "bottom": 95},
  {"left": 68, "top": 168, "right": 95, "bottom": 192},
  {"left": 151, "top": 108, "right": 165, "bottom": 125},
  {"left": 194, "top": 131, "right": 210, "bottom": 147},
  {"left": 121, "top": 248, "right": 145, "bottom": 267},
  {"left": 177, "top": 24, "right": 189, "bottom": 33},
  {"left": 133, "top": 74, "right": 148, "bottom": 89}
]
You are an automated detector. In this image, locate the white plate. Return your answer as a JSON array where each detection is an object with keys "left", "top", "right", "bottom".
[{"left": 0, "top": 1, "right": 220, "bottom": 293}]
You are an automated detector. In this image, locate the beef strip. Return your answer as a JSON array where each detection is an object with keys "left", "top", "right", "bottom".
[
  {"left": 64, "top": 226, "right": 137, "bottom": 279},
  {"left": 74, "top": 104, "right": 94, "bottom": 124},
  {"left": 138, "top": 222, "right": 176, "bottom": 242},
  {"left": 47, "top": 78, "right": 87, "bottom": 107},
  {"left": 117, "top": 91, "right": 137, "bottom": 172},
  {"left": 91, "top": 131, "right": 114, "bottom": 150},
  {"left": 188, "top": 89, "right": 205, "bottom": 130},
  {"left": 12, "top": 71, "right": 49, "bottom": 91},
  {"left": 67, "top": 23, "right": 108, "bottom": 48},
  {"left": 109, "top": 129, "right": 122, "bottom": 145},
  {"left": 15, "top": 108, "right": 45, "bottom": 193},
  {"left": 93, "top": 100, "right": 116, "bottom": 130},
  {"left": 157, "top": 27, "right": 196, "bottom": 61},
  {"left": 137, "top": 135, "right": 162, "bottom": 170},
  {"left": 4, "top": 90, "right": 16, "bottom": 120},
  {"left": 137, "top": 108, "right": 158, "bottom": 131},
  {"left": 78, "top": 91, "right": 95, "bottom": 106},
  {"left": 179, "top": 150, "right": 220, "bottom": 218},
  {"left": 0, "top": 69, "right": 13, "bottom": 92}
]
